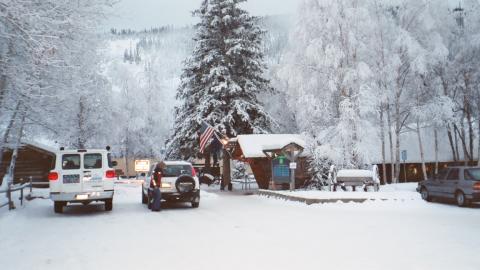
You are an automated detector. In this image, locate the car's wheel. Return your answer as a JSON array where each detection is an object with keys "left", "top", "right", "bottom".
[
  {"left": 455, "top": 191, "right": 468, "bottom": 207},
  {"left": 421, "top": 187, "right": 431, "bottom": 202},
  {"left": 147, "top": 193, "right": 152, "bottom": 209},
  {"left": 54, "top": 202, "right": 64, "bottom": 214},
  {"left": 142, "top": 188, "right": 148, "bottom": 204},
  {"left": 192, "top": 195, "right": 200, "bottom": 208},
  {"left": 105, "top": 199, "right": 113, "bottom": 211}
]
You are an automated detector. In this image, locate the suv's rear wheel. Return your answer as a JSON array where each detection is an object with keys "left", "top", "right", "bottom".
[
  {"left": 105, "top": 199, "right": 113, "bottom": 211},
  {"left": 455, "top": 191, "right": 468, "bottom": 207},
  {"left": 54, "top": 202, "right": 64, "bottom": 214},
  {"left": 421, "top": 187, "right": 431, "bottom": 202},
  {"left": 192, "top": 196, "right": 200, "bottom": 208}
]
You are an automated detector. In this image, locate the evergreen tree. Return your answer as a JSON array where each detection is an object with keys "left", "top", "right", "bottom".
[{"left": 167, "top": 0, "right": 274, "bottom": 159}]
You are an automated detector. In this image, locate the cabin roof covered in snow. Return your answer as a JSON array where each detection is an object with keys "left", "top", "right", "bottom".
[
  {"left": 235, "top": 134, "right": 306, "bottom": 158},
  {"left": 20, "top": 140, "right": 57, "bottom": 154}
]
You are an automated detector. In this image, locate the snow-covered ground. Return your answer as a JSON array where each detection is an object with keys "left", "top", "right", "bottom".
[
  {"left": 1, "top": 183, "right": 480, "bottom": 270},
  {"left": 266, "top": 183, "right": 421, "bottom": 201}
]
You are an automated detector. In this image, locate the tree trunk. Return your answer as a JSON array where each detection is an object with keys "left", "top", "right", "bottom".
[
  {"left": 478, "top": 117, "right": 480, "bottom": 166},
  {"left": 434, "top": 127, "right": 439, "bottom": 175},
  {"left": 394, "top": 99, "right": 401, "bottom": 183},
  {"left": 222, "top": 149, "right": 231, "bottom": 190},
  {"left": 204, "top": 149, "right": 211, "bottom": 168},
  {"left": 77, "top": 96, "right": 86, "bottom": 149},
  {"left": 4, "top": 108, "right": 26, "bottom": 186},
  {"left": 416, "top": 120, "right": 427, "bottom": 181},
  {"left": 467, "top": 108, "right": 474, "bottom": 162},
  {"left": 454, "top": 122, "right": 471, "bottom": 163},
  {"left": 454, "top": 126, "right": 460, "bottom": 162},
  {"left": 446, "top": 124, "right": 457, "bottom": 161},
  {"left": 387, "top": 104, "right": 395, "bottom": 183},
  {"left": 380, "top": 108, "right": 387, "bottom": 184},
  {"left": 124, "top": 133, "right": 129, "bottom": 177}
]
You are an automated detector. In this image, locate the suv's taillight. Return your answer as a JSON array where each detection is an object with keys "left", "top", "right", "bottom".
[
  {"left": 48, "top": 172, "right": 59, "bottom": 181},
  {"left": 191, "top": 167, "right": 197, "bottom": 177},
  {"left": 474, "top": 182, "right": 480, "bottom": 191},
  {"left": 106, "top": 170, "right": 116, "bottom": 179}
]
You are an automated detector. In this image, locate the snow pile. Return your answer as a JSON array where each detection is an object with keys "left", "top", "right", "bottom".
[{"left": 264, "top": 183, "right": 420, "bottom": 201}]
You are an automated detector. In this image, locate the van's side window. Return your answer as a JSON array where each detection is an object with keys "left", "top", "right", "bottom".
[
  {"left": 62, "top": 154, "right": 81, "bottom": 170},
  {"left": 84, "top": 154, "right": 102, "bottom": 169}
]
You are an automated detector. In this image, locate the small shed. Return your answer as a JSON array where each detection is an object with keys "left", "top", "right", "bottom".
[
  {"left": 0, "top": 142, "right": 56, "bottom": 186},
  {"left": 228, "top": 134, "right": 310, "bottom": 189}
]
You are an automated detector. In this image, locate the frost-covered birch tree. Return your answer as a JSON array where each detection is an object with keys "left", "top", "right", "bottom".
[
  {"left": 0, "top": 0, "right": 114, "bottom": 184},
  {"left": 280, "top": 0, "right": 378, "bottom": 173}
]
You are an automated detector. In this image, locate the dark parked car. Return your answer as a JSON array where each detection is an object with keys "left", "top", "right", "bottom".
[{"left": 417, "top": 166, "right": 480, "bottom": 207}]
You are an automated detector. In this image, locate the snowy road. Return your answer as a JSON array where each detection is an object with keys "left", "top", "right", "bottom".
[{"left": 1, "top": 184, "right": 480, "bottom": 270}]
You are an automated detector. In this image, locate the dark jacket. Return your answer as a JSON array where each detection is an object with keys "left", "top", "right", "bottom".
[{"left": 150, "top": 167, "right": 163, "bottom": 188}]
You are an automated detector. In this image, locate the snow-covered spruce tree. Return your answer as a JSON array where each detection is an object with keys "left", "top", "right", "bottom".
[{"left": 167, "top": 0, "right": 274, "bottom": 159}]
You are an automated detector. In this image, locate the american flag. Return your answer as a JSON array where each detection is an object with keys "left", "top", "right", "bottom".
[{"left": 199, "top": 122, "right": 216, "bottom": 153}]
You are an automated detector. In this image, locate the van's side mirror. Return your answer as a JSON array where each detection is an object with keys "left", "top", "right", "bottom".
[{"left": 112, "top": 161, "right": 118, "bottom": 167}]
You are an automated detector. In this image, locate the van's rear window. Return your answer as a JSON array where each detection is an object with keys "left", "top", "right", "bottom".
[
  {"left": 84, "top": 154, "right": 102, "bottom": 169},
  {"left": 62, "top": 154, "right": 80, "bottom": 170},
  {"left": 465, "top": 169, "right": 480, "bottom": 181}
]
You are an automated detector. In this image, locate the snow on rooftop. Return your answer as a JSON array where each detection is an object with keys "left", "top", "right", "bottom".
[
  {"left": 20, "top": 140, "right": 58, "bottom": 154},
  {"left": 237, "top": 134, "right": 306, "bottom": 158}
]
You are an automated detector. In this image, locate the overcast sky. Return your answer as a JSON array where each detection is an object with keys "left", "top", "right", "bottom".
[{"left": 106, "top": 0, "right": 302, "bottom": 30}]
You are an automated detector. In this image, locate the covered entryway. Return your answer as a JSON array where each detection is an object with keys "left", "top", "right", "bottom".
[
  {"left": 227, "top": 134, "right": 309, "bottom": 189},
  {"left": 0, "top": 142, "right": 56, "bottom": 186}
]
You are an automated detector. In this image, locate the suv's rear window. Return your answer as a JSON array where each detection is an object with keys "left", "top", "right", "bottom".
[
  {"left": 62, "top": 154, "right": 80, "bottom": 170},
  {"left": 163, "top": 165, "right": 192, "bottom": 177},
  {"left": 84, "top": 154, "right": 102, "bottom": 169},
  {"left": 465, "top": 169, "right": 480, "bottom": 181}
]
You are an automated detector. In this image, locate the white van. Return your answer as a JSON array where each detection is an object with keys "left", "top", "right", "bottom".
[{"left": 49, "top": 148, "right": 117, "bottom": 213}]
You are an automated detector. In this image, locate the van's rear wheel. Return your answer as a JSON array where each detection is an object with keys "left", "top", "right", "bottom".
[
  {"left": 54, "top": 202, "right": 64, "bottom": 214},
  {"left": 105, "top": 199, "right": 113, "bottom": 211}
]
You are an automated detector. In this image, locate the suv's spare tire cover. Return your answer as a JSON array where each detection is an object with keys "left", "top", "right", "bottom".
[{"left": 176, "top": 175, "right": 195, "bottom": 193}]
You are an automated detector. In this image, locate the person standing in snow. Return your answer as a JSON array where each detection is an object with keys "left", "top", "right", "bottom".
[{"left": 149, "top": 163, "right": 164, "bottom": 212}]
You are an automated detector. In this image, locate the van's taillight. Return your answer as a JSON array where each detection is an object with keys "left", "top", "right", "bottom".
[
  {"left": 191, "top": 167, "right": 197, "bottom": 177},
  {"left": 474, "top": 182, "right": 480, "bottom": 191},
  {"left": 48, "top": 172, "right": 59, "bottom": 181},
  {"left": 106, "top": 170, "right": 116, "bottom": 179}
]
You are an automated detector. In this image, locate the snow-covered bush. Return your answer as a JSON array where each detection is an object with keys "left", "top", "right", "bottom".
[{"left": 232, "top": 161, "right": 248, "bottom": 180}]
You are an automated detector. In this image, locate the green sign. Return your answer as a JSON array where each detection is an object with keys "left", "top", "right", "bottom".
[{"left": 272, "top": 156, "right": 290, "bottom": 183}]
